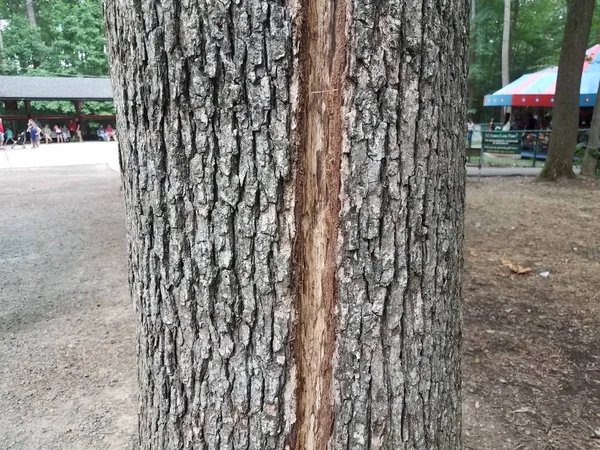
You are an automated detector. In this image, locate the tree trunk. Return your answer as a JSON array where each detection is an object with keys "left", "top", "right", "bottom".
[
  {"left": 104, "top": 0, "right": 468, "bottom": 447},
  {"left": 0, "top": 30, "right": 6, "bottom": 73},
  {"left": 25, "top": 0, "right": 37, "bottom": 27},
  {"left": 509, "top": 0, "right": 518, "bottom": 70},
  {"left": 468, "top": 0, "right": 477, "bottom": 112},
  {"left": 541, "top": 0, "right": 595, "bottom": 180},
  {"left": 501, "top": 0, "right": 511, "bottom": 88},
  {"left": 582, "top": 81, "right": 600, "bottom": 176}
]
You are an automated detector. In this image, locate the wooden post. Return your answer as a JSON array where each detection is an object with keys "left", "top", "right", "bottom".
[
  {"left": 74, "top": 100, "right": 83, "bottom": 120},
  {"left": 25, "top": 100, "right": 31, "bottom": 118}
]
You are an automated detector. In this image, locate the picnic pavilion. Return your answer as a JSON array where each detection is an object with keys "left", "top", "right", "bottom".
[{"left": 0, "top": 75, "right": 115, "bottom": 138}]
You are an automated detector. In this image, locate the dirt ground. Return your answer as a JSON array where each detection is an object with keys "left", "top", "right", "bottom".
[
  {"left": 1, "top": 167, "right": 599, "bottom": 449},
  {"left": 463, "top": 177, "right": 600, "bottom": 449},
  {"left": 0, "top": 166, "right": 136, "bottom": 449}
]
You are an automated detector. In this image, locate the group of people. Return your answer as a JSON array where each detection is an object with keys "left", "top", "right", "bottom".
[
  {"left": 466, "top": 113, "right": 513, "bottom": 148},
  {"left": 488, "top": 112, "right": 551, "bottom": 132},
  {"left": 96, "top": 124, "right": 116, "bottom": 141},
  {"left": 21, "top": 120, "right": 83, "bottom": 148},
  {"left": 0, "top": 117, "right": 118, "bottom": 148},
  {"left": 40, "top": 119, "right": 83, "bottom": 144}
]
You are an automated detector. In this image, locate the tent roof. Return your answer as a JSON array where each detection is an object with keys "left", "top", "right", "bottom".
[
  {"left": 484, "top": 44, "right": 600, "bottom": 107},
  {"left": 0, "top": 76, "right": 113, "bottom": 101}
]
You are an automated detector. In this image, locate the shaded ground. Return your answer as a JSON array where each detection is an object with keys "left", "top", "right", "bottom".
[
  {"left": 463, "top": 177, "right": 600, "bottom": 450},
  {"left": 0, "top": 166, "right": 136, "bottom": 449}
]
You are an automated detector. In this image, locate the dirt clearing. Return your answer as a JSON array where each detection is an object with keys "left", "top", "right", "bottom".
[
  {"left": 463, "top": 177, "right": 600, "bottom": 449},
  {"left": 0, "top": 166, "right": 136, "bottom": 450}
]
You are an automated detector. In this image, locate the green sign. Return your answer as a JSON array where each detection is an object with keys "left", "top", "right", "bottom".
[{"left": 481, "top": 131, "right": 521, "bottom": 154}]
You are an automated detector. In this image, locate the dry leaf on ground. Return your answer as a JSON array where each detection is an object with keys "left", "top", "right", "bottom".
[{"left": 502, "top": 259, "right": 533, "bottom": 275}]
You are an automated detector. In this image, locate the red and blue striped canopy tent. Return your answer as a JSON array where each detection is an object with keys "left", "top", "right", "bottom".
[{"left": 484, "top": 44, "right": 600, "bottom": 108}]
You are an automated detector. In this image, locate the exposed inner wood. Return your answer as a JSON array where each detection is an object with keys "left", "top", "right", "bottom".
[{"left": 293, "top": 0, "right": 346, "bottom": 446}]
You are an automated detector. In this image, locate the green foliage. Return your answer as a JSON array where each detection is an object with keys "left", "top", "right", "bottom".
[
  {"left": 0, "top": 0, "right": 107, "bottom": 76},
  {"left": 0, "top": 0, "right": 110, "bottom": 116},
  {"left": 469, "top": 0, "right": 600, "bottom": 120},
  {"left": 591, "top": 3, "right": 600, "bottom": 47}
]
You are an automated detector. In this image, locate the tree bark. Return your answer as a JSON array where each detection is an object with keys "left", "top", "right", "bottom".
[
  {"left": 582, "top": 81, "right": 600, "bottom": 176},
  {"left": 104, "top": 0, "right": 468, "bottom": 447},
  {"left": 25, "top": 0, "right": 37, "bottom": 27},
  {"left": 541, "top": 0, "right": 595, "bottom": 180}
]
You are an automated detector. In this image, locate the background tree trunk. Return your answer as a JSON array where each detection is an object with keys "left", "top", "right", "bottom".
[
  {"left": 501, "top": 0, "right": 511, "bottom": 88},
  {"left": 541, "top": 0, "right": 595, "bottom": 180},
  {"left": 509, "top": 0, "right": 518, "bottom": 70},
  {"left": 25, "top": 0, "right": 37, "bottom": 27},
  {"left": 468, "top": 0, "right": 477, "bottom": 112},
  {"left": 501, "top": 0, "right": 511, "bottom": 117},
  {"left": 104, "top": 0, "right": 469, "bottom": 447},
  {"left": 0, "top": 29, "right": 6, "bottom": 73},
  {"left": 582, "top": 81, "right": 600, "bottom": 176}
]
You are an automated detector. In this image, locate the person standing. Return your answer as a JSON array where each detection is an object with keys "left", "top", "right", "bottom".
[
  {"left": 68, "top": 119, "right": 82, "bottom": 141},
  {"left": 75, "top": 119, "right": 83, "bottom": 142},
  {"left": 0, "top": 118, "right": 5, "bottom": 149},
  {"left": 467, "top": 118, "right": 475, "bottom": 148},
  {"left": 28, "top": 120, "right": 41, "bottom": 149},
  {"left": 489, "top": 118, "right": 495, "bottom": 131}
]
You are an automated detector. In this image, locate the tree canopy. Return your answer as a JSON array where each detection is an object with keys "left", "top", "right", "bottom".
[
  {"left": 0, "top": 0, "right": 108, "bottom": 77},
  {"left": 0, "top": 0, "right": 111, "bottom": 116}
]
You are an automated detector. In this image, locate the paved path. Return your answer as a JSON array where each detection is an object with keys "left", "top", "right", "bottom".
[
  {"left": 467, "top": 166, "right": 581, "bottom": 177},
  {"left": 0, "top": 142, "right": 119, "bottom": 171},
  {"left": 1, "top": 142, "right": 576, "bottom": 179}
]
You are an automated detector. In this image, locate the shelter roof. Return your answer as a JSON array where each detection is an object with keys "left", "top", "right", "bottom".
[{"left": 0, "top": 76, "right": 113, "bottom": 101}]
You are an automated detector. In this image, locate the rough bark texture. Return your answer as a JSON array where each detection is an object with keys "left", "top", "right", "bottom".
[
  {"left": 541, "top": 0, "right": 595, "bottom": 180},
  {"left": 105, "top": 1, "right": 296, "bottom": 448},
  {"left": 582, "top": 81, "right": 600, "bottom": 177},
  {"left": 334, "top": 0, "right": 467, "bottom": 446},
  {"left": 104, "top": 0, "right": 468, "bottom": 447}
]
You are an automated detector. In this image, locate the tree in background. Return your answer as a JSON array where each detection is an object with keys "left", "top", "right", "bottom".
[
  {"left": 105, "top": 0, "right": 468, "bottom": 446},
  {"left": 0, "top": 0, "right": 107, "bottom": 76},
  {"left": 468, "top": 0, "right": 477, "bottom": 110},
  {"left": 501, "top": 0, "right": 511, "bottom": 89},
  {"left": 541, "top": 0, "right": 596, "bottom": 180},
  {"left": 582, "top": 81, "right": 600, "bottom": 176},
  {"left": 468, "top": 0, "right": 568, "bottom": 120},
  {"left": 24, "top": 0, "right": 36, "bottom": 27}
]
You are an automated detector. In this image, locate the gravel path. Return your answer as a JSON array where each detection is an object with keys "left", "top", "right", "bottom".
[{"left": 0, "top": 166, "right": 136, "bottom": 450}]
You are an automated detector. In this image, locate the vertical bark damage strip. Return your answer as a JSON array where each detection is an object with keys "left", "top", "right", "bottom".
[
  {"left": 334, "top": 0, "right": 468, "bottom": 447},
  {"left": 292, "top": 0, "right": 346, "bottom": 445}
]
